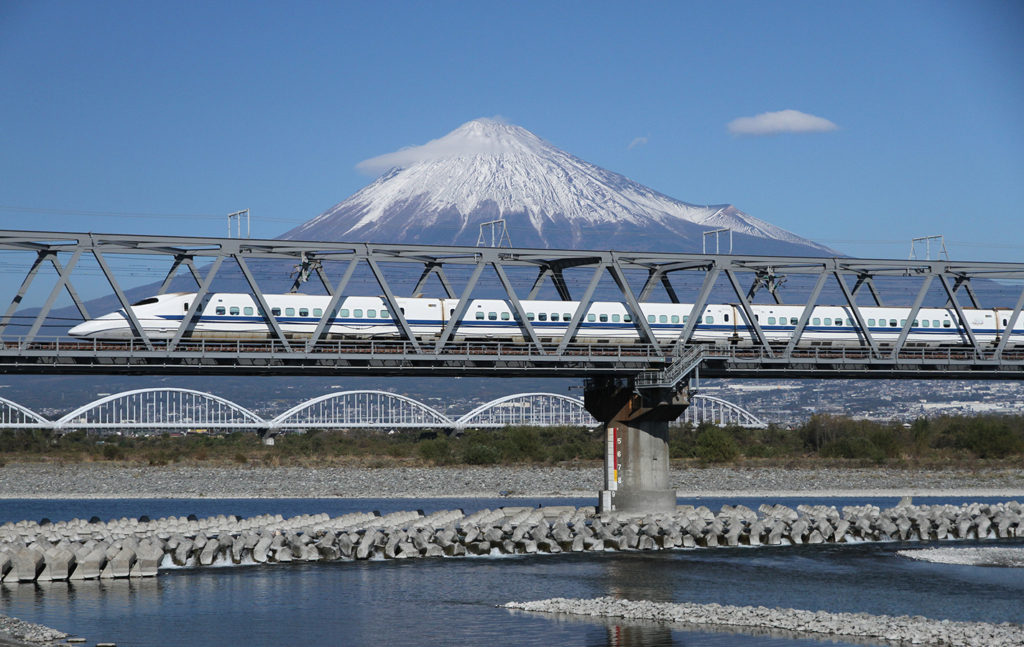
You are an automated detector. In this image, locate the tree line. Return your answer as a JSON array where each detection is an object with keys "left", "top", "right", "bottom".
[{"left": 1, "top": 413, "right": 1022, "bottom": 466}]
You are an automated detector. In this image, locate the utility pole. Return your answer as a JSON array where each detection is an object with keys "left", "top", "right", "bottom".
[
  {"left": 227, "top": 209, "right": 250, "bottom": 239},
  {"left": 476, "top": 219, "right": 512, "bottom": 248}
]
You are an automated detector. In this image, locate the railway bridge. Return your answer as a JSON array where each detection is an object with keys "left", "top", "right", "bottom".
[{"left": 3, "top": 229, "right": 1024, "bottom": 513}]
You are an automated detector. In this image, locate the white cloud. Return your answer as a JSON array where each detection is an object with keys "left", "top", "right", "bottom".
[
  {"left": 727, "top": 109, "right": 839, "bottom": 136},
  {"left": 628, "top": 136, "right": 649, "bottom": 150}
]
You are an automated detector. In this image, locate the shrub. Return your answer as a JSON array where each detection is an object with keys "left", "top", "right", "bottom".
[
  {"left": 460, "top": 442, "right": 500, "bottom": 465},
  {"left": 101, "top": 443, "right": 123, "bottom": 461},
  {"left": 694, "top": 426, "right": 738, "bottom": 464},
  {"left": 417, "top": 437, "right": 453, "bottom": 464}
]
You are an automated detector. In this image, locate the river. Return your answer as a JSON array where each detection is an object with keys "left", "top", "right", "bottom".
[{"left": 2, "top": 496, "right": 1021, "bottom": 647}]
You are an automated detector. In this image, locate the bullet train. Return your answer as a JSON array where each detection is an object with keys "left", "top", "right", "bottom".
[{"left": 67, "top": 291, "right": 1024, "bottom": 347}]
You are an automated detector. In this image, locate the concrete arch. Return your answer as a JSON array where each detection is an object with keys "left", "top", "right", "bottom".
[
  {"left": 269, "top": 390, "right": 453, "bottom": 430},
  {"left": 455, "top": 393, "right": 598, "bottom": 429},
  {"left": 685, "top": 394, "right": 768, "bottom": 429},
  {"left": 0, "top": 397, "right": 52, "bottom": 429},
  {"left": 55, "top": 388, "right": 264, "bottom": 430}
]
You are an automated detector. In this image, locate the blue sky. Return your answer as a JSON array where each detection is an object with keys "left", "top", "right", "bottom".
[{"left": 2, "top": 0, "right": 1022, "bottom": 261}]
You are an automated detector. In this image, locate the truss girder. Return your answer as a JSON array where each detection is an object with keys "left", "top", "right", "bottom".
[
  {"left": 269, "top": 390, "right": 451, "bottom": 429},
  {"left": 54, "top": 388, "right": 263, "bottom": 430},
  {"left": 0, "top": 396, "right": 51, "bottom": 428},
  {"left": 454, "top": 393, "right": 598, "bottom": 429},
  {"left": 2, "top": 230, "right": 1024, "bottom": 377},
  {"left": 682, "top": 395, "right": 767, "bottom": 429}
]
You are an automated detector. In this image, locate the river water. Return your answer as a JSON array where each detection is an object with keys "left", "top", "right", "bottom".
[{"left": 2, "top": 496, "right": 1022, "bottom": 647}]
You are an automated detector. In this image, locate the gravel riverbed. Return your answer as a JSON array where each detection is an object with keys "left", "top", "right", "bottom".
[
  {"left": 1, "top": 463, "right": 1023, "bottom": 499},
  {"left": 0, "top": 615, "right": 68, "bottom": 646},
  {"left": 505, "top": 597, "right": 1024, "bottom": 647}
]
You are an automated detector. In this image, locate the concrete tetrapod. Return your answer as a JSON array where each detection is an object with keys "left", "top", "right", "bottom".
[{"left": 0, "top": 501, "right": 1021, "bottom": 583}]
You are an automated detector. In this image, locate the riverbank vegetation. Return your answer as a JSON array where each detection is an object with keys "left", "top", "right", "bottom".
[{"left": 1, "top": 414, "right": 1023, "bottom": 467}]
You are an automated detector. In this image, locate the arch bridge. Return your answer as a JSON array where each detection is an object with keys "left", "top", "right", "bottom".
[{"left": 1, "top": 389, "right": 765, "bottom": 432}]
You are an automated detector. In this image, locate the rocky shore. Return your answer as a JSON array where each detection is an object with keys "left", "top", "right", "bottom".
[
  {"left": 1, "top": 463, "right": 1023, "bottom": 499},
  {"left": 504, "top": 597, "right": 1024, "bottom": 647},
  {"left": 0, "top": 615, "right": 68, "bottom": 646}
]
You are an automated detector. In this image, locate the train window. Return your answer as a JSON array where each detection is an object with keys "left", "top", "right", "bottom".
[
  {"left": 624, "top": 314, "right": 632, "bottom": 322},
  {"left": 475, "top": 311, "right": 485, "bottom": 320},
  {"left": 563, "top": 313, "right": 571, "bottom": 321},
  {"left": 367, "top": 309, "right": 376, "bottom": 318},
  {"left": 683, "top": 315, "right": 689, "bottom": 323},
  {"left": 900, "top": 319, "right": 906, "bottom": 326},
  {"left": 314, "top": 308, "right": 323, "bottom": 317},
  {"left": 889, "top": 319, "right": 897, "bottom": 327},
  {"left": 599, "top": 314, "right": 608, "bottom": 322},
  {"left": 790, "top": 318, "right": 798, "bottom": 325},
  {"left": 382, "top": 310, "right": 390, "bottom": 319},
  {"left": 230, "top": 306, "right": 240, "bottom": 315},
  {"left": 501, "top": 312, "right": 510, "bottom": 321},
  {"left": 768, "top": 317, "right": 776, "bottom": 325},
  {"left": 648, "top": 315, "right": 656, "bottom": 324},
  {"left": 824, "top": 318, "right": 832, "bottom": 325},
  {"left": 1003, "top": 318, "right": 1008, "bottom": 326},
  {"left": 912, "top": 320, "right": 918, "bottom": 327},
  {"left": 488, "top": 312, "right": 497, "bottom": 320},
  {"left": 724, "top": 313, "right": 729, "bottom": 322},
  {"left": 527, "top": 313, "right": 535, "bottom": 321},
  {"left": 706, "top": 316, "right": 715, "bottom": 324},
  {"left": 867, "top": 318, "right": 875, "bottom": 326},
  {"left": 244, "top": 307, "right": 254, "bottom": 316},
  {"left": 812, "top": 317, "right": 821, "bottom": 326},
  {"left": 353, "top": 309, "right": 362, "bottom": 318},
  {"left": 943, "top": 320, "right": 951, "bottom": 328},
  {"left": 339, "top": 308, "right": 349, "bottom": 317},
  {"left": 216, "top": 306, "right": 226, "bottom": 315},
  {"left": 835, "top": 319, "right": 843, "bottom": 326},
  {"left": 612, "top": 314, "right": 620, "bottom": 323},
  {"left": 299, "top": 308, "right": 309, "bottom": 317},
  {"left": 671, "top": 315, "right": 679, "bottom": 324},
  {"left": 922, "top": 320, "right": 930, "bottom": 327},
  {"left": 538, "top": 313, "right": 548, "bottom": 321},
  {"left": 286, "top": 308, "right": 295, "bottom": 317},
  {"left": 588, "top": 314, "right": 597, "bottom": 322},
  {"left": 550, "top": 313, "right": 559, "bottom": 321},
  {"left": 272, "top": 307, "right": 281, "bottom": 316},
  {"left": 659, "top": 315, "right": 667, "bottom": 324},
  {"left": 184, "top": 303, "right": 190, "bottom": 312}
]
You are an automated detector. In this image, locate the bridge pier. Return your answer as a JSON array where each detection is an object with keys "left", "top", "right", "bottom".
[{"left": 584, "top": 377, "right": 690, "bottom": 514}]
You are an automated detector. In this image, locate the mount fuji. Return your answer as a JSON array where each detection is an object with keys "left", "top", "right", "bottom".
[{"left": 287, "top": 118, "right": 834, "bottom": 255}]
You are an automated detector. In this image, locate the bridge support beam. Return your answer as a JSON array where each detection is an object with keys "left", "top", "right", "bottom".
[{"left": 584, "top": 377, "right": 689, "bottom": 515}]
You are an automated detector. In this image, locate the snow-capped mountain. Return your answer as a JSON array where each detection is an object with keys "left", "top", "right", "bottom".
[{"left": 281, "top": 118, "right": 835, "bottom": 256}]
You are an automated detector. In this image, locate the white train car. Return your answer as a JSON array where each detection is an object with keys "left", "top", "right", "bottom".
[{"left": 66, "top": 291, "right": 1024, "bottom": 348}]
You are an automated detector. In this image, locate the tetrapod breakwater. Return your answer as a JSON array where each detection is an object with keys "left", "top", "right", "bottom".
[{"left": 1, "top": 500, "right": 1021, "bottom": 583}]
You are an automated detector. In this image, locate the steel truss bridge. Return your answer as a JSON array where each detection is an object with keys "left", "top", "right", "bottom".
[
  {"left": 2, "top": 229, "right": 1024, "bottom": 385},
  {"left": 0, "top": 389, "right": 767, "bottom": 432}
]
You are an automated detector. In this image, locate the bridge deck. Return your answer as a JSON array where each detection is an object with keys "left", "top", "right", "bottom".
[{"left": 2, "top": 338, "right": 1024, "bottom": 379}]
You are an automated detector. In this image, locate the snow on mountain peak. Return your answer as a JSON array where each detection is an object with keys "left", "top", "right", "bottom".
[{"left": 356, "top": 118, "right": 543, "bottom": 174}]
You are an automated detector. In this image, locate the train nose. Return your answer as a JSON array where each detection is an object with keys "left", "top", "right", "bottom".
[{"left": 68, "top": 321, "right": 96, "bottom": 338}]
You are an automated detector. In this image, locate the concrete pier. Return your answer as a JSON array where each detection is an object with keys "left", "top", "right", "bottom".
[{"left": 584, "top": 376, "right": 689, "bottom": 514}]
